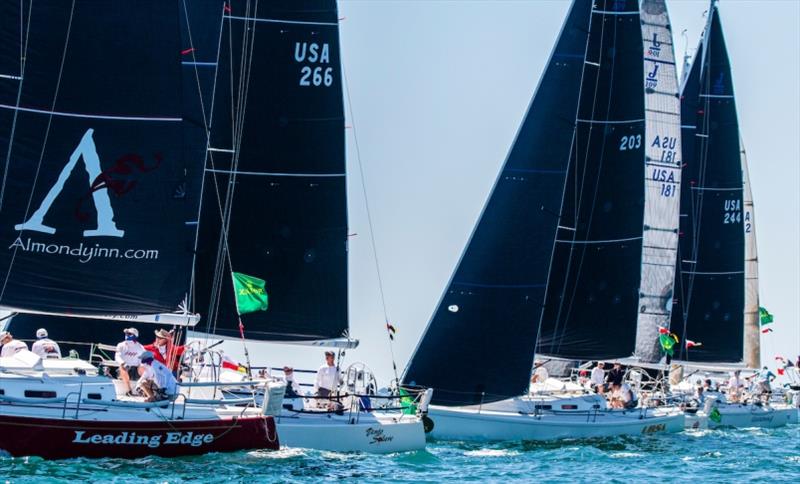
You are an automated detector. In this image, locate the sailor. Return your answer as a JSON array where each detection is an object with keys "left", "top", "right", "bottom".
[
  {"left": 314, "top": 350, "right": 341, "bottom": 399},
  {"left": 530, "top": 360, "right": 549, "bottom": 384},
  {"left": 590, "top": 362, "right": 606, "bottom": 393},
  {"left": 136, "top": 350, "right": 178, "bottom": 402},
  {"left": 608, "top": 382, "right": 636, "bottom": 409},
  {"left": 115, "top": 328, "right": 144, "bottom": 395},
  {"left": 283, "top": 367, "right": 303, "bottom": 398},
  {"left": 694, "top": 379, "right": 706, "bottom": 406},
  {"left": 755, "top": 366, "right": 776, "bottom": 397},
  {"left": 30, "top": 328, "right": 61, "bottom": 359},
  {"left": 727, "top": 370, "right": 744, "bottom": 402},
  {"left": 144, "top": 328, "right": 185, "bottom": 374},
  {"left": 0, "top": 331, "right": 28, "bottom": 357},
  {"left": 606, "top": 362, "right": 625, "bottom": 387}
]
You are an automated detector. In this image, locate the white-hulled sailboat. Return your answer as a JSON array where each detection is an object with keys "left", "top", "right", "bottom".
[
  {"left": 667, "top": 0, "right": 797, "bottom": 429},
  {"left": 402, "top": 0, "right": 684, "bottom": 442},
  {"left": 0, "top": 0, "right": 284, "bottom": 459}
]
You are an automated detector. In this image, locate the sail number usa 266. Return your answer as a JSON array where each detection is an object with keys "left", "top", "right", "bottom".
[{"left": 295, "top": 42, "right": 333, "bottom": 87}]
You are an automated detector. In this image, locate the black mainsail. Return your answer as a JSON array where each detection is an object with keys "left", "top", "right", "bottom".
[
  {"left": 403, "top": 0, "right": 594, "bottom": 406},
  {"left": 536, "top": 0, "right": 645, "bottom": 361},
  {"left": 192, "top": 0, "right": 349, "bottom": 342},
  {"left": 0, "top": 1, "right": 199, "bottom": 316},
  {"left": 672, "top": 3, "right": 745, "bottom": 363}
]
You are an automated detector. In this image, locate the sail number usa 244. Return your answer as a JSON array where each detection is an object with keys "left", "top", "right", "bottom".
[{"left": 295, "top": 42, "right": 333, "bottom": 87}]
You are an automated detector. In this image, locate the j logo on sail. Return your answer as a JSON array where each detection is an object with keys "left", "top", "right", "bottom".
[{"left": 15, "top": 129, "right": 124, "bottom": 237}]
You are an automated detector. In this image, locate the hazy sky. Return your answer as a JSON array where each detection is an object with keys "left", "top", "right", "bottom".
[{"left": 215, "top": 0, "right": 799, "bottom": 384}]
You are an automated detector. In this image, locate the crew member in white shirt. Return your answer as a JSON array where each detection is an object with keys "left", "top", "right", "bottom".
[
  {"left": 727, "top": 370, "right": 744, "bottom": 402},
  {"left": 315, "top": 350, "right": 341, "bottom": 398},
  {"left": 31, "top": 328, "right": 61, "bottom": 359},
  {"left": 530, "top": 360, "right": 549, "bottom": 384},
  {"left": 0, "top": 331, "right": 28, "bottom": 358},
  {"left": 115, "top": 327, "right": 144, "bottom": 394},
  {"left": 590, "top": 361, "right": 606, "bottom": 394},
  {"left": 136, "top": 351, "right": 178, "bottom": 402}
]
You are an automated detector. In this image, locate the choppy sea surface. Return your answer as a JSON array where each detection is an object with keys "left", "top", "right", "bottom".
[{"left": 2, "top": 425, "right": 798, "bottom": 483}]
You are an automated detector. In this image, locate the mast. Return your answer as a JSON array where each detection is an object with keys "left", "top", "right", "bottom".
[
  {"left": 537, "top": 0, "right": 645, "bottom": 361},
  {"left": 0, "top": 1, "right": 200, "bottom": 318},
  {"left": 672, "top": 2, "right": 745, "bottom": 363},
  {"left": 633, "top": 0, "right": 682, "bottom": 363},
  {"left": 192, "top": 0, "right": 350, "bottom": 342},
  {"left": 404, "top": 0, "right": 595, "bottom": 406}
]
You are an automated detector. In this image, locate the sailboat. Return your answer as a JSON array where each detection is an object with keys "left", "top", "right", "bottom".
[
  {"left": 0, "top": 0, "right": 285, "bottom": 459},
  {"left": 180, "top": 0, "right": 429, "bottom": 453},
  {"left": 670, "top": 0, "right": 796, "bottom": 429},
  {"left": 402, "top": 0, "right": 684, "bottom": 442}
]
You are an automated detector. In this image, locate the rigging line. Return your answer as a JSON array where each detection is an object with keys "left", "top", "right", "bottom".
[
  {"left": 1, "top": 0, "right": 77, "bottom": 303},
  {"left": 557, "top": 10, "right": 626, "bottom": 350},
  {"left": 535, "top": 3, "right": 597, "bottom": 357},
  {"left": 0, "top": 0, "right": 35, "bottom": 214},
  {"left": 181, "top": 0, "right": 225, "bottom": 342},
  {"left": 341, "top": 44, "right": 399, "bottom": 386},
  {"left": 549, "top": 4, "right": 614, "bottom": 353}
]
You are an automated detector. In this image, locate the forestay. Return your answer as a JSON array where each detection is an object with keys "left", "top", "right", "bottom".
[
  {"left": 403, "top": 0, "right": 592, "bottom": 406},
  {"left": 633, "top": 0, "right": 682, "bottom": 363},
  {"left": 0, "top": 1, "right": 200, "bottom": 316}
]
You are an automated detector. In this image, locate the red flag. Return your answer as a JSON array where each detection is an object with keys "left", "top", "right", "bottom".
[
  {"left": 686, "top": 340, "right": 702, "bottom": 349},
  {"left": 762, "top": 328, "right": 773, "bottom": 334},
  {"left": 658, "top": 326, "right": 669, "bottom": 335}
]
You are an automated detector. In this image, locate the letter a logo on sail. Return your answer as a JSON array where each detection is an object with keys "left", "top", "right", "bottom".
[{"left": 15, "top": 129, "right": 124, "bottom": 237}]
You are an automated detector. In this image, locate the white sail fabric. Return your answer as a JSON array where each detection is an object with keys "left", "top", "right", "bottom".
[
  {"left": 741, "top": 139, "right": 760, "bottom": 368},
  {"left": 634, "top": 0, "right": 683, "bottom": 362}
]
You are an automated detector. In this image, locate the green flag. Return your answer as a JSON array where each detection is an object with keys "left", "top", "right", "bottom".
[
  {"left": 709, "top": 407, "right": 722, "bottom": 423},
  {"left": 759, "top": 307, "right": 773, "bottom": 325},
  {"left": 659, "top": 333, "right": 678, "bottom": 356},
  {"left": 232, "top": 272, "right": 269, "bottom": 315}
]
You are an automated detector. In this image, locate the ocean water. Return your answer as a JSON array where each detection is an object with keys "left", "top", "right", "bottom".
[{"left": 2, "top": 426, "right": 798, "bottom": 483}]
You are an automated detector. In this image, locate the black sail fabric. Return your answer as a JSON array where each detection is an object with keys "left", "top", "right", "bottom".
[
  {"left": 0, "top": 1, "right": 197, "bottom": 315},
  {"left": 192, "top": 0, "right": 348, "bottom": 341},
  {"left": 537, "top": 0, "right": 645, "bottom": 361},
  {"left": 403, "top": 0, "right": 593, "bottom": 406},
  {"left": 672, "top": 7, "right": 744, "bottom": 363}
]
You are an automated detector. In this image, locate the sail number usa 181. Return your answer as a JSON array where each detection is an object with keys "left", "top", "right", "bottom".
[{"left": 295, "top": 42, "right": 333, "bottom": 87}]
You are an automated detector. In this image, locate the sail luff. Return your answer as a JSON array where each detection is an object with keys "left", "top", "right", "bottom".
[{"left": 633, "top": 0, "right": 682, "bottom": 363}]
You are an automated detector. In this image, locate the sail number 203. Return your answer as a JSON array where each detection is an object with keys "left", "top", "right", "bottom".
[
  {"left": 619, "top": 134, "right": 642, "bottom": 151},
  {"left": 295, "top": 42, "right": 333, "bottom": 87}
]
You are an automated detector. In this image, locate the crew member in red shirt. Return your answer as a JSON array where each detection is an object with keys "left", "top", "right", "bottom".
[{"left": 144, "top": 328, "right": 185, "bottom": 375}]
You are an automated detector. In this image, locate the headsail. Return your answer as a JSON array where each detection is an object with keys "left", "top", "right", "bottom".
[
  {"left": 0, "top": 1, "right": 199, "bottom": 316},
  {"left": 633, "top": 0, "right": 682, "bottom": 363},
  {"left": 741, "top": 139, "right": 760, "bottom": 368},
  {"left": 537, "top": 0, "right": 645, "bottom": 361},
  {"left": 403, "top": 0, "right": 593, "bottom": 406},
  {"left": 672, "top": 4, "right": 745, "bottom": 363},
  {"left": 192, "top": 0, "right": 349, "bottom": 342}
]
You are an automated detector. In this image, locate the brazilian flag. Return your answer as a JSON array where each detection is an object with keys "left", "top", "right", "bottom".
[
  {"left": 659, "top": 333, "right": 679, "bottom": 356},
  {"left": 232, "top": 272, "right": 269, "bottom": 315},
  {"left": 399, "top": 388, "right": 417, "bottom": 415},
  {"left": 709, "top": 407, "right": 722, "bottom": 423},
  {"left": 759, "top": 307, "right": 773, "bottom": 325}
]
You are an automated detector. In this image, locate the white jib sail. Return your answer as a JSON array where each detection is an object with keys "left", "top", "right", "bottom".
[{"left": 634, "top": 0, "right": 683, "bottom": 362}]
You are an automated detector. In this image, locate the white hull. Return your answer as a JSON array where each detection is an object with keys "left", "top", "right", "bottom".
[
  {"left": 276, "top": 411, "right": 426, "bottom": 453},
  {"left": 426, "top": 395, "right": 684, "bottom": 442},
  {"left": 685, "top": 403, "right": 797, "bottom": 430}
]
